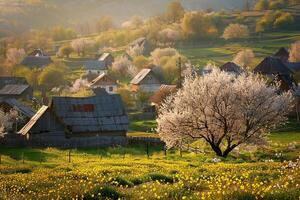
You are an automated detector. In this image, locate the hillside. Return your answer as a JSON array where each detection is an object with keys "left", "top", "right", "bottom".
[{"left": 0, "top": 0, "right": 247, "bottom": 37}]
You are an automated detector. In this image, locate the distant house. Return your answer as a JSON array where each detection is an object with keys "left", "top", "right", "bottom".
[
  {"left": 0, "top": 77, "right": 33, "bottom": 100},
  {"left": 18, "top": 93, "right": 128, "bottom": 147},
  {"left": 220, "top": 62, "right": 243, "bottom": 75},
  {"left": 0, "top": 98, "right": 35, "bottom": 119},
  {"left": 99, "top": 53, "right": 114, "bottom": 67},
  {"left": 128, "top": 37, "right": 151, "bottom": 56},
  {"left": 274, "top": 47, "right": 290, "bottom": 63},
  {"left": 21, "top": 49, "right": 52, "bottom": 68},
  {"left": 130, "top": 69, "right": 161, "bottom": 93},
  {"left": 83, "top": 52, "right": 113, "bottom": 75},
  {"left": 89, "top": 73, "right": 118, "bottom": 94},
  {"left": 254, "top": 56, "right": 297, "bottom": 91},
  {"left": 149, "top": 85, "right": 177, "bottom": 107}
]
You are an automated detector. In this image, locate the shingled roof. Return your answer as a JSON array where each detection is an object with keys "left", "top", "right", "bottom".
[
  {"left": 220, "top": 62, "right": 243, "bottom": 74},
  {"left": 274, "top": 47, "right": 289, "bottom": 62},
  {"left": 130, "top": 68, "right": 158, "bottom": 85},
  {"left": 90, "top": 73, "right": 117, "bottom": 87},
  {"left": 253, "top": 56, "right": 293, "bottom": 75},
  {"left": 50, "top": 95, "right": 128, "bottom": 134},
  {"left": 0, "top": 77, "right": 28, "bottom": 86},
  {"left": 0, "top": 84, "right": 29, "bottom": 95},
  {"left": 83, "top": 60, "right": 106, "bottom": 71},
  {"left": 21, "top": 56, "right": 52, "bottom": 68}
]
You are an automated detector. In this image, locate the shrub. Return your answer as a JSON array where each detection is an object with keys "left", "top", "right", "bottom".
[
  {"left": 83, "top": 186, "right": 122, "bottom": 200},
  {"left": 111, "top": 177, "right": 134, "bottom": 187},
  {"left": 147, "top": 173, "right": 175, "bottom": 183}
]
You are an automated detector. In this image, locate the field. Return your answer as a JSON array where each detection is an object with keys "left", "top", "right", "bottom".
[{"left": 0, "top": 119, "right": 299, "bottom": 200}]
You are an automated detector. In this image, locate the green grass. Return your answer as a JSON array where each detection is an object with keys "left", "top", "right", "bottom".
[{"left": 129, "top": 120, "right": 157, "bottom": 132}]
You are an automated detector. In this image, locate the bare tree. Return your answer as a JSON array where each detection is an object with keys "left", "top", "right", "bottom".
[
  {"left": 222, "top": 23, "right": 249, "bottom": 40},
  {"left": 157, "top": 70, "right": 293, "bottom": 157},
  {"left": 6, "top": 48, "right": 25, "bottom": 66},
  {"left": 289, "top": 41, "right": 300, "bottom": 62}
]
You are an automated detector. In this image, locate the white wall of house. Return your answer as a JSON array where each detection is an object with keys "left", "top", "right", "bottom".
[
  {"left": 85, "top": 70, "right": 108, "bottom": 75},
  {"left": 139, "top": 84, "right": 161, "bottom": 93}
]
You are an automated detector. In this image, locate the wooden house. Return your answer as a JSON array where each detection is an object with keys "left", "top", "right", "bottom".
[
  {"left": 254, "top": 56, "right": 297, "bottom": 91},
  {"left": 0, "top": 77, "right": 33, "bottom": 100},
  {"left": 21, "top": 49, "right": 52, "bottom": 68},
  {"left": 18, "top": 93, "right": 128, "bottom": 147},
  {"left": 149, "top": 85, "right": 177, "bottom": 107},
  {"left": 220, "top": 62, "right": 243, "bottom": 75},
  {"left": 99, "top": 53, "right": 114, "bottom": 67},
  {"left": 130, "top": 69, "right": 161, "bottom": 93},
  {"left": 83, "top": 52, "right": 114, "bottom": 75},
  {"left": 274, "top": 47, "right": 290, "bottom": 63},
  {"left": 89, "top": 73, "right": 118, "bottom": 94}
]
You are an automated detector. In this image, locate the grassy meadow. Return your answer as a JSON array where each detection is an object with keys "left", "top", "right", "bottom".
[{"left": 0, "top": 119, "right": 299, "bottom": 200}]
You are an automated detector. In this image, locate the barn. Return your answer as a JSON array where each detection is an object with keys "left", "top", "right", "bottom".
[{"left": 18, "top": 93, "right": 129, "bottom": 147}]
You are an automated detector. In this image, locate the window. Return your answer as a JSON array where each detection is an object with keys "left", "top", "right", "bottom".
[
  {"left": 109, "top": 86, "right": 113, "bottom": 92},
  {"left": 72, "top": 104, "right": 95, "bottom": 112}
]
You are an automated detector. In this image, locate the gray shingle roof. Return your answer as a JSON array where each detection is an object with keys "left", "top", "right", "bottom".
[
  {"left": 21, "top": 56, "right": 52, "bottom": 68},
  {"left": 220, "top": 62, "right": 243, "bottom": 74},
  {"left": 130, "top": 68, "right": 152, "bottom": 85},
  {"left": 0, "top": 84, "right": 29, "bottom": 95},
  {"left": 286, "top": 62, "right": 300, "bottom": 73},
  {"left": 84, "top": 60, "right": 107, "bottom": 70},
  {"left": 0, "top": 77, "right": 28, "bottom": 86},
  {"left": 50, "top": 95, "right": 128, "bottom": 133}
]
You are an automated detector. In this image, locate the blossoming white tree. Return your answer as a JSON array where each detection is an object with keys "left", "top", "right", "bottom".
[
  {"left": 289, "top": 41, "right": 300, "bottom": 62},
  {"left": 233, "top": 49, "right": 255, "bottom": 69},
  {"left": 222, "top": 23, "right": 249, "bottom": 40},
  {"left": 6, "top": 48, "right": 25, "bottom": 66},
  {"left": 157, "top": 70, "right": 293, "bottom": 157}
]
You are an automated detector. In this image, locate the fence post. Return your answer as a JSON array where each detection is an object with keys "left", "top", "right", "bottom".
[
  {"left": 68, "top": 149, "right": 71, "bottom": 163},
  {"left": 146, "top": 142, "right": 150, "bottom": 159},
  {"left": 0, "top": 154, "right": 1, "bottom": 164},
  {"left": 180, "top": 146, "right": 182, "bottom": 157},
  {"left": 22, "top": 152, "right": 24, "bottom": 164}
]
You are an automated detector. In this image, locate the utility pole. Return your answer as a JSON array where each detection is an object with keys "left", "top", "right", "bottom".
[{"left": 177, "top": 57, "right": 182, "bottom": 89}]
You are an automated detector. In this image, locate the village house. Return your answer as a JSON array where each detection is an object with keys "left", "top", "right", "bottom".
[
  {"left": 149, "top": 85, "right": 177, "bottom": 107},
  {"left": 18, "top": 93, "right": 128, "bottom": 147},
  {"left": 0, "top": 77, "right": 33, "bottom": 100},
  {"left": 130, "top": 68, "right": 161, "bottom": 93},
  {"left": 254, "top": 56, "right": 297, "bottom": 91},
  {"left": 89, "top": 73, "right": 118, "bottom": 94},
  {"left": 83, "top": 52, "right": 114, "bottom": 75},
  {"left": 220, "top": 62, "right": 243, "bottom": 75},
  {"left": 21, "top": 49, "right": 52, "bottom": 68}
]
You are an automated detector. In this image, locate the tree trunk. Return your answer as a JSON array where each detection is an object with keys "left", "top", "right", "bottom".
[{"left": 209, "top": 143, "right": 237, "bottom": 158}]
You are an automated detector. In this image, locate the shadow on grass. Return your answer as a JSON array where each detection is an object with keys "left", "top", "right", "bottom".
[{"left": 0, "top": 147, "right": 58, "bottom": 162}]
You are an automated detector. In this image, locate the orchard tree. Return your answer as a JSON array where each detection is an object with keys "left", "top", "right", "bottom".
[
  {"left": 289, "top": 41, "right": 300, "bottom": 62},
  {"left": 158, "top": 28, "right": 181, "bottom": 46},
  {"left": 58, "top": 45, "right": 73, "bottom": 58},
  {"left": 233, "top": 49, "right": 255, "bottom": 69},
  {"left": 96, "top": 16, "right": 114, "bottom": 32},
  {"left": 6, "top": 48, "right": 25, "bottom": 66},
  {"left": 222, "top": 23, "right": 249, "bottom": 40},
  {"left": 71, "top": 38, "right": 93, "bottom": 56},
  {"left": 166, "top": 1, "right": 185, "bottom": 23},
  {"left": 157, "top": 70, "right": 293, "bottom": 157}
]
